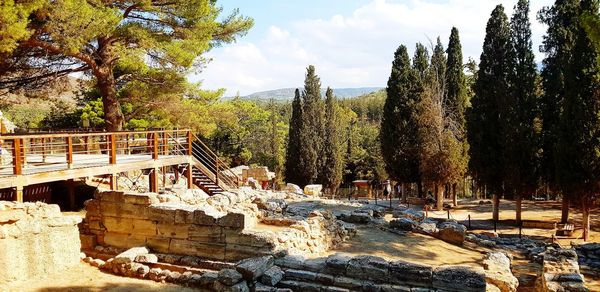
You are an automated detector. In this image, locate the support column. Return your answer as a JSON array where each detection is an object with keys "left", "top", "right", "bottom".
[
  {"left": 149, "top": 168, "right": 159, "bottom": 193},
  {"left": 109, "top": 174, "right": 118, "bottom": 191},
  {"left": 15, "top": 185, "right": 23, "bottom": 202},
  {"left": 186, "top": 164, "right": 193, "bottom": 189}
]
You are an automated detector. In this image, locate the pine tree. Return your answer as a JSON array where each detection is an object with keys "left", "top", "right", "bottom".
[
  {"left": 284, "top": 89, "right": 303, "bottom": 185},
  {"left": 298, "top": 65, "right": 324, "bottom": 186},
  {"left": 445, "top": 27, "right": 468, "bottom": 130},
  {"left": 555, "top": 0, "right": 600, "bottom": 241},
  {"left": 538, "top": 0, "right": 580, "bottom": 223},
  {"left": 322, "top": 88, "right": 344, "bottom": 197},
  {"left": 506, "top": 0, "right": 539, "bottom": 224},
  {"left": 380, "top": 45, "right": 422, "bottom": 187},
  {"left": 468, "top": 5, "right": 512, "bottom": 221}
]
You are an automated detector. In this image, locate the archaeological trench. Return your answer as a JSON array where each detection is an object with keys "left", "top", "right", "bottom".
[{"left": 0, "top": 184, "right": 594, "bottom": 291}]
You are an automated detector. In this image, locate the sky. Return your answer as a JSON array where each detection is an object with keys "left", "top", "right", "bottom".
[{"left": 191, "top": 0, "right": 554, "bottom": 96}]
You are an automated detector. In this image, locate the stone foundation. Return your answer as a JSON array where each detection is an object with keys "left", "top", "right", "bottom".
[
  {"left": 537, "top": 248, "right": 588, "bottom": 292},
  {"left": 0, "top": 201, "right": 82, "bottom": 284}
]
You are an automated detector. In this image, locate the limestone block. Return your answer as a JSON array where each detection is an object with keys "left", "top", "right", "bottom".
[
  {"left": 103, "top": 217, "right": 134, "bottom": 234},
  {"left": 80, "top": 234, "right": 97, "bottom": 250},
  {"left": 224, "top": 244, "right": 274, "bottom": 262},
  {"left": 275, "top": 255, "right": 307, "bottom": 270},
  {"left": 100, "top": 191, "right": 125, "bottom": 202},
  {"left": 432, "top": 265, "right": 487, "bottom": 292},
  {"left": 168, "top": 239, "right": 226, "bottom": 261},
  {"left": 483, "top": 252, "right": 518, "bottom": 292},
  {"left": 157, "top": 223, "right": 188, "bottom": 239},
  {"left": 346, "top": 255, "right": 389, "bottom": 282},
  {"left": 47, "top": 216, "right": 82, "bottom": 227},
  {"left": 193, "top": 209, "right": 218, "bottom": 226},
  {"left": 123, "top": 192, "right": 159, "bottom": 205},
  {"left": 113, "top": 247, "right": 150, "bottom": 264},
  {"left": 379, "top": 284, "right": 412, "bottom": 292},
  {"left": 332, "top": 276, "right": 365, "bottom": 290},
  {"left": 100, "top": 202, "right": 148, "bottom": 219},
  {"left": 213, "top": 280, "right": 250, "bottom": 292},
  {"left": 175, "top": 207, "right": 195, "bottom": 224},
  {"left": 84, "top": 199, "right": 100, "bottom": 216},
  {"left": 223, "top": 229, "right": 274, "bottom": 248},
  {"left": 236, "top": 255, "right": 275, "bottom": 280},
  {"left": 303, "top": 184, "right": 323, "bottom": 196},
  {"left": 261, "top": 266, "right": 284, "bottom": 286},
  {"left": 218, "top": 212, "right": 245, "bottom": 228},
  {"left": 218, "top": 268, "right": 244, "bottom": 285},
  {"left": 0, "top": 209, "right": 26, "bottom": 223},
  {"left": 278, "top": 280, "right": 323, "bottom": 291},
  {"left": 188, "top": 225, "right": 224, "bottom": 243},
  {"left": 135, "top": 253, "right": 158, "bottom": 264},
  {"left": 146, "top": 237, "right": 171, "bottom": 253},
  {"left": 388, "top": 260, "right": 433, "bottom": 287},
  {"left": 437, "top": 222, "right": 467, "bottom": 245},
  {"left": 104, "top": 233, "right": 147, "bottom": 249},
  {"left": 148, "top": 204, "right": 178, "bottom": 222},
  {"left": 285, "top": 269, "right": 317, "bottom": 281}
]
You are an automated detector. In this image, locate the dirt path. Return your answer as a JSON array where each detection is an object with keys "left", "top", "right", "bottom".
[
  {"left": 2, "top": 263, "right": 193, "bottom": 292},
  {"left": 324, "top": 226, "right": 485, "bottom": 267}
]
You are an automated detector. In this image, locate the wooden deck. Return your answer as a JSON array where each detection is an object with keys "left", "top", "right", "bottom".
[{"left": 0, "top": 129, "right": 239, "bottom": 202}]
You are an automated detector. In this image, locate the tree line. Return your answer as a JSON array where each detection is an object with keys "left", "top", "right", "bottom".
[{"left": 380, "top": 0, "right": 600, "bottom": 241}]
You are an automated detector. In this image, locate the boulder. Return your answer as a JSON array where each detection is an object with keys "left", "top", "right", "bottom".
[
  {"left": 432, "top": 265, "right": 487, "bottom": 292},
  {"left": 483, "top": 252, "right": 519, "bottom": 292},
  {"left": 325, "top": 253, "right": 352, "bottom": 274},
  {"left": 437, "top": 222, "right": 467, "bottom": 245},
  {"left": 393, "top": 209, "right": 425, "bottom": 222},
  {"left": 285, "top": 183, "right": 303, "bottom": 194},
  {"left": 218, "top": 268, "right": 244, "bottom": 286},
  {"left": 236, "top": 255, "right": 275, "bottom": 281},
  {"left": 260, "top": 266, "right": 284, "bottom": 286},
  {"left": 346, "top": 255, "right": 389, "bottom": 282},
  {"left": 389, "top": 218, "right": 417, "bottom": 231},
  {"left": 213, "top": 280, "right": 250, "bottom": 292},
  {"left": 304, "top": 185, "right": 323, "bottom": 196}
]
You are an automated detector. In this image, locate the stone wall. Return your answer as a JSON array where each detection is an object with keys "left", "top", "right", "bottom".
[
  {"left": 575, "top": 243, "right": 600, "bottom": 277},
  {"left": 0, "top": 201, "right": 82, "bottom": 284},
  {"left": 537, "top": 248, "right": 588, "bottom": 292},
  {"left": 81, "top": 191, "right": 276, "bottom": 261}
]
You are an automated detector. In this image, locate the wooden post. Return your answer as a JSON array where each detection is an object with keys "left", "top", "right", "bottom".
[
  {"left": 109, "top": 134, "right": 117, "bottom": 164},
  {"left": 149, "top": 168, "right": 159, "bottom": 193},
  {"left": 12, "top": 138, "right": 22, "bottom": 175},
  {"left": 109, "top": 174, "right": 118, "bottom": 191},
  {"left": 42, "top": 137, "right": 47, "bottom": 163},
  {"left": 215, "top": 155, "right": 219, "bottom": 186},
  {"left": 84, "top": 136, "right": 89, "bottom": 154},
  {"left": 187, "top": 163, "right": 193, "bottom": 189},
  {"left": 66, "top": 136, "right": 73, "bottom": 169},
  {"left": 15, "top": 186, "right": 23, "bottom": 202},
  {"left": 187, "top": 131, "right": 193, "bottom": 156},
  {"left": 162, "top": 132, "right": 168, "bottom": 155},
  {"left": 152, "top": 133, "right": 159, "bottom": 160}
]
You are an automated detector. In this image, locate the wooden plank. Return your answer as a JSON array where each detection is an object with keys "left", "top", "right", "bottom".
[
  {"left": 0, "top": 129, "right": 191, "bottom": 141},
  {"left": 152, "top": 133, "right": 159, "bottom": 160},
  {"left": 12, "top": 138, "right": 21, "bottom": 175},
  {"left": 109, "top": 134, "right": 117, "bottom": 164},
  {"left": 66, "top": 136, "right": 73, "bottom": 168}
]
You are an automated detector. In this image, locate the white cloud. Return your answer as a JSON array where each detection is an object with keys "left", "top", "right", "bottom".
[{"left": 193, "top": 0, "right": 554, "bottom": 96}]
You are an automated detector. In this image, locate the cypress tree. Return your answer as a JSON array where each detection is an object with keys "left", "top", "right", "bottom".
[
  {"left": 430, "top": 37, "right": 447, "bottom": 93},
  {"left": 322, "top": 87, "right": 344, "bottom": 197},
  {"left": 380, "top": 45, "right": 422, "bottom": 187},
  {"left": 538, "top": 0, "right": 580, "bottom": 223},
  {"left": 413, "top": 43, "right": 430, "bottom": 81},
  {"left": 468, "top": 5, "right": 512, "bottom": 221},
  {"left": 298, "top": 65, "right": 324, "bottom": 186},
  {"left": 555, "top": 0, "right": 600, "bottom": 241},
  {"left": 285, "top": 89, "right": 303, "bottom": 185},
  {"left": 445, "top": 27, "right": 468, "bottom": 130},
  {"left": 506, "top": 0, "right": 539, "bottom": 224}
]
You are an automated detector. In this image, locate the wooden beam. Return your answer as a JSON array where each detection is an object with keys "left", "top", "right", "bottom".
[
  {"left": 152, "top": 133, "right": 159, "bottom": 160},
  {"left": 12, "top": 138, "right": 22, "bottom": 175},
  {"left": 187, "top": 131, "right": 193, "bottom": 156},
  {"left": 109, "top": 134, "right": 117, "bottom": 164},
  {"left": 186, "top": 163, "right": 193, "bottom": 189},
  {"left": 149, "top": 168, "right": 158, "bottom": 193},
  {"left": 66, "top": 136, "right": 73, "bottom": 168}
]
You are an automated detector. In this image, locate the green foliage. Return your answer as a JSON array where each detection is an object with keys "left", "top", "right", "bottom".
[
  {"left": 413, "top": 43, "right": 430, "bottom": 80},
  {"left": 505, "top": 0, "right": 540, "bottom": 198},
  {"left": 445, "top": 27, "right": 468, "bottom": 129},
  {"left": 285, "top": 89, "right": 303, "bottom": 185},
  {"left": 81, "top": 98, "right": 105, "bottom": 128},
  {"left": 468, "top": 5, "right": 512, "bottom": 194},
  {"left": 340, "top": 90, "right": 385, "bottom": 122},
  {"left": 298, "top": 65, "right": 324, "bottom": 186},
  {"left": 321, "top": 88, "right": 345, "bottom": 195},
  {"left": 1, "top": 0, "right": 253, "bottom": 130},
  {"left": 380, "top": 45, "right": 422, "bottom": 183}
]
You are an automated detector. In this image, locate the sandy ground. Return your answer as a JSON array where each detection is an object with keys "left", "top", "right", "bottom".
[{"left": 2, "top": 263, "right": 195, "bottom": 292}]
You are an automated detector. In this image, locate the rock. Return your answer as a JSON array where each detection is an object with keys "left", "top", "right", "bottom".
[
  {"left": 437, "top": 222, "right": 467, "bottom": 245},
  {"left": 389, "top": 260, "right": 433, "bottom": 287},
  {"left": 389, "top": 218, "right": 416, "bottom": 231},
  {"left": 199, "top": 271, "right": 219, "bottom": 286},
  {"left": 483, "top": 252, "right": 518, "bottom": 292},
  {"left": 346, "top": 255, "right": 389, "bottom": 282},
  {"left": 432, "top": 265, "right": 487, "bottom": 292},
  {"left": 393, "top": 209, "right": 425, "bottom": 222},
  {"left": 285, "top": 183, "right": 303, "bottom": 194},
  {"left": 304, "top": 185, "right": 323, "bottom": 196},
  {"left": 261, "top": 266, "right": 284, "bottom": 286},
  {"left": 113, "top": 247, "right": 150, "bottom": 264},
  {"left": 135, "top": 254, "right": 158, "bottom": 264},
  {"left": 213, "top": 280, "right": 250, "bottom": 292},
  {"left": 236, "top": 255, "right": 275, "bottom": 281},
  {"left": 339, "top": 211, "right": 372, "bottom": 224},
  {"left": 325, "top": 253, "right": 352, "bottom": 274},
  {"left": 218, "top": 268, "right": 244, "bottom": 286},
  {"left": 416, "top": 221, "right": 438, "bottom": 235}
]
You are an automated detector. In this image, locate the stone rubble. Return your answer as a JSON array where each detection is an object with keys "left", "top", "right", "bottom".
[
  {"left": 574, "top": 242, "right": 600, "bottom": 277},
  {"left": 482, "top": 252, "right": 519, "bottom": 292},
  {"left": 537, "top": 248, "right": 588, "bottom": 292}
]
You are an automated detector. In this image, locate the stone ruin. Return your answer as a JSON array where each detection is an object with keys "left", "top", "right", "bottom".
[
  {"left": 537, "top": 248, "right": 588, "bottom": 292},
  {"left": 79, "top": 189, "right": 356, "bottom": 261},
  {"left": 0, "top": 201, "right": 82, "bottom": 284}
]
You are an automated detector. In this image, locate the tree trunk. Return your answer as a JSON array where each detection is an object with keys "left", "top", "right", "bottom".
[
  {"left": 436, "top": 184, "right": 444, "bottom": 211},
  {"left": 96, "top": 66, "right": 124, "bottom": 131},
  {"left": 516, "top": 194, "right": 522, "bottom": 226},
  {"left": 492, "top": 193, "right": 499, "bottom": 221},
  {"left": 452, "top": 183, "right": 458, "bottom": 206},
  {"left": 561, "top": 195, "right": 569, "bottom": 224},
  {"left": 417, "top": 180, "right": 423, "bottom": 198},
  {"left": 401, "top": 183, "right": 407, "bottom": 203},
  {"left": 582, "top": 197, "right": 590, "bottom": 242}
]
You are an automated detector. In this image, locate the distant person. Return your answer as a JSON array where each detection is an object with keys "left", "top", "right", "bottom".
[{"left": 383, "top": 179, "right": 391, "bottom": 199}]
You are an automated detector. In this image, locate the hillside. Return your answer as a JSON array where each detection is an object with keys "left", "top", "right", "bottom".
[{"left": 241, "top": 87, "right": 383, "bottom": 101}]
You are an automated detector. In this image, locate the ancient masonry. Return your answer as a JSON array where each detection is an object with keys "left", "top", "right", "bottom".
[
  {"left": 0, "top": 201, "right": 82, "bottom": 284},
  {"left": 80, "top": 190, "right": 355, "bottom": 261}
]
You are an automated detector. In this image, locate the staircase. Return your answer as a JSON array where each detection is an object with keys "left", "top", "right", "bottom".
[{"left": 172, "top": 133, "right": 239, "bottom": 196}]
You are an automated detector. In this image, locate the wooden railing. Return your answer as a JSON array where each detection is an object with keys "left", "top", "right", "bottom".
[{"left": 0, "top": 129, "right": 239, "bottom": 190}]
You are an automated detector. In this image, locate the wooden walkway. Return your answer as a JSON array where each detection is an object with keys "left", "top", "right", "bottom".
[{"left": 0, "top": 129, "right": 239, "bottom": 202}]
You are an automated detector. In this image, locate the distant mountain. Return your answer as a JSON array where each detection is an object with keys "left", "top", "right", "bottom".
[{"left": 241, "top": 87, "right": 384, "bottom": 101}]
